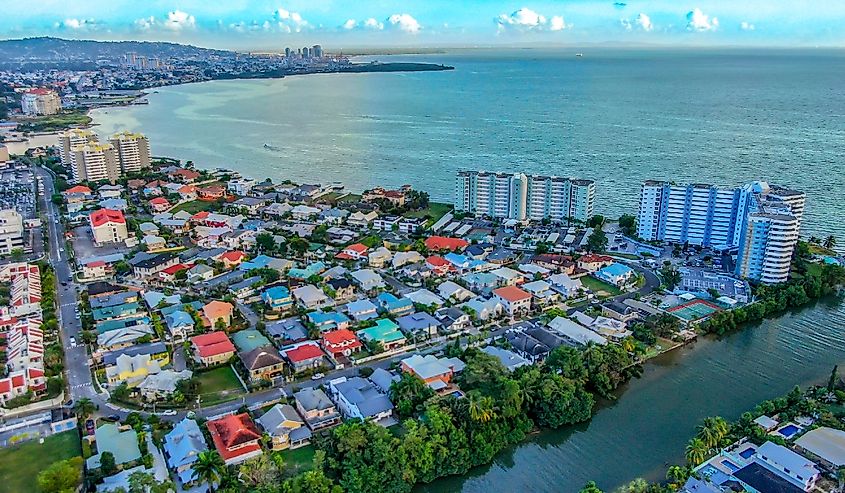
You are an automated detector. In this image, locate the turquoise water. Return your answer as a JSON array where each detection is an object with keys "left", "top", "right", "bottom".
[
  {"left": 90, "top": 48, "right": 845, "bottom": 245},
  {"left": 89, "top": 49, "right": 845, "bottom": 491}
]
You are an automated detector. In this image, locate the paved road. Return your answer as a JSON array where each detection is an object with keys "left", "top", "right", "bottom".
[{"left": 34, "top": 167, "right": 103, "bottom": 410}]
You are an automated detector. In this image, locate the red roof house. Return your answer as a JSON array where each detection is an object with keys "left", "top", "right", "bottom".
[
  {"left": 198, "top": 185, "right": 225, "bottom": 200},
  {"left": 335, "top": 243, "right": 368, "bottom": 260},
  {"left": 220, "top": 251, "right": 246, "bottom": 268},
  {"left": 168, "top": 168, "right": 200, "bottom": 183},
  {"left": 149, "top": 197, "right": 170, "bottom": 212},
  {"left": 64, "top": 185, "right": 92, "bottom": 196},
  {"left": 284, "top": 343, "right": 326, "bottom": 372},
  {"left": 207, "top": 413, "right": 263, "bottom": 465},
  {"left": 89, "top": 209, "right": 126, "bottom": 228},
  {"left": 320, "top": 329, "right": 363, "bottom": 358},
  {"left": 190, "top": 331, "right": 236, "bottom": 366},
  {"left": 425, "top": 236, "right": 469, "bottom": 252},
  {"left": 425, "top": 255, "right": 453, "bottom": 275}
]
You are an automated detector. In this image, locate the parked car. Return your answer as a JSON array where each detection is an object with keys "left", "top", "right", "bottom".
[
  {"left": 85, "top": 419, "right": 95, "bottom": 435},
  {"left": 103, "top": 414, "right": 121, "bottom": 422},
  {"left": 311, "top": 372, "right": 325, "bottom": 381},
  {"left": 161, "top": 410, "right": 177, "bottom": 416}
]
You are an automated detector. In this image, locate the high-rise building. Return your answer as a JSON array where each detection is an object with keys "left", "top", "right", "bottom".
[
  {"left": 285, "top": 47, "right": 291, "bottom": 57},
  {"left": 109, "top": 131, "right": 151, "bottom": 174},
  {"left": 20, "top": 88, "right": 61, "bottom": 116},
  {"left": 0, "top": 209, "right": 24, "bottom": 255},
  {"left": 455, "top": 171, "right": 595, "bottom": 223},
  {"left": 58, "top": 129, "right": 99, "bottom": 169},
  {"left": 70, "top": 143, "right": 121, "bottom": 184},
  {"left": 303, "top": 46, "right": 311, "bottom": 58},
  {"left": 313, "top": 45, "right": 323, "bottom": 57},
  {"left": 636, "top": 180, "right": 805, "bottom": 283}
]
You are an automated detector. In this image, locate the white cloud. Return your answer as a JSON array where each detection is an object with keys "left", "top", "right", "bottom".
[
  {"left": 343, "top": 17, "right": 384, "bottom": 31},
  {"left": 273, "top": 8, "right": 308, "bottom": 33},
  {"left": 622, "top": 12, "right": 653, "bottom": 32},
  {"left": 57, "top": 18, "right": 98, "bottom": 31},
  {"left": 686, "top": 8, "right": 718, "bottom": 32},
  {"left": 163, "top": 10, "right": 196, "bottom": 31},
  {"left": 740, "top": 21, "right": 755, "bottom": 31},
  {"left": 496, "top": 8, "right": 568, "bottom": 32},
  {"left": 134, "top": 16, "right": 155, "bottom": 31},
  {"left": 387, "top": 13, "right": 421, "bottom": 34}
]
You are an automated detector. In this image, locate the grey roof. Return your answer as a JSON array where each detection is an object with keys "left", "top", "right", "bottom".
[
  {"left": 289, "top": 426, "right": 312, "bottom": 442},
  {"left": 481, "top": 345, "right": 530, "bottom": 371},
  {"left": 230, "top": 275, "right": 262, "bottom": 292},
  {"left": 397, "top": 312, "right": 441, "bottom": 333},
  {"left": 295, "top": 387, "right": 335, "bottom": 412},
  {"left": 368, "top": 368, "right": 399, "bottom": 394},
  {"left": 202, "top": 270, "right": 244, "bottom": 288},
  {"left": 335, "top": 377, "right": 394, "bottom": 419},
  {"left": 266, "top": 317, "right": 308, "bottom": 342},
  {"left": 435, "top": 307, "right": 467, "bottom": 325},
  {"left": 102, "top": 342, "right": 167, "bottom": 367},
  {"left": 257, "top": 404, "right": 304, "bottom": 435},
  {"left": 89, "top": 290, "right": 137, "bottom": 309}
]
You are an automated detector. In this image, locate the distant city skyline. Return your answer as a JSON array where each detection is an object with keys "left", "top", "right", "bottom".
[{"left": 2, "top": 0, "right": 844, "bottom": 50}]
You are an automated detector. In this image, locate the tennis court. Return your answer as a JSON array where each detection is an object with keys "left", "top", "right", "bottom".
[{"left": 667, "top": 299, "right": 721, "bottom": 321}]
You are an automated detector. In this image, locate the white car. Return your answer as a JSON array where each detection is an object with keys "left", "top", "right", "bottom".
[
  {"left": 69, "top": 337, "right": 76, "bottom": 346},
  {"left": 161, "top": 410, "right": 177, "bottom": 416},
  {"left": 311, "top": 372, "right": 325, "bottom": 380}
]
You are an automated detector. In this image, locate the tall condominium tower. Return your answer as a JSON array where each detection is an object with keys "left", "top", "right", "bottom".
[
  {"left": 455, "top": 170, "right": 595, "bottom": 223},
  {"left": 109, "top": 131, "right": 151, "bottom": 174},
  {"left": 58, "top": 129, "right": 99, "bottom": 171},
  {"left": 70, "top": 143, "right": 121, "bottom": 184},
  {"left": 636, "top": 180, "right": 805, "bottom": 283}
]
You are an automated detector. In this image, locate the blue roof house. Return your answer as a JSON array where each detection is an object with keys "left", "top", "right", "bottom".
[
  {"left": 594, "top": 263, "right": 635, "bottom": 287},
  {"left": 376, "top": 292, "right": 414, "bottom": 317},
  {"left": 163, "top": 418, "right": 208, "bottom": 486},
  {"left": 262, "top": 286, "right": 293, "bottom": 312}
]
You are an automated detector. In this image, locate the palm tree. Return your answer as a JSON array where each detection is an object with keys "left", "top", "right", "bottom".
[
  {"left": 685, "top": 438, "right": 708, "bottom": 466},
  {"left": 809, "top": 236, "right": 821, "bottom": 245},
  {"left": 73, "top": 398, "right": 95, "bottom": 420},
  {"left": 192, "top": 450, "right": 226, "bottom": 492},
  {"left": 466, "top": 393, "right": 496, "bottom": 423},
  {"left": 666, "top": 465, "right": 690, "bottom": 486},
  {"left": 824, "top": 235, "right": 837, "bottom": 250},
  {"left": 709, "top": 416, "right": 730, "bottom": 440},
  {"left": 696, "top": 425, "right": 719, "bottom": 449}
]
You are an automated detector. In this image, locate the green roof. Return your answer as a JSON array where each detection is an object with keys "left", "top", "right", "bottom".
[
  {"left": 86, "top": 423, "right": 141, "bottom": 469},
  {"left": 358, "top": 319, "right": 406, "bottom": 344},
  {"left": 231, "top": 328, "right": 272, "bottom": 353}
]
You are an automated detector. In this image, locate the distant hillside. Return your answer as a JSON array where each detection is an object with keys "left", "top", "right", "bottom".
[{"left": 0, "top": 37, "right": 231, "bottom": 66}]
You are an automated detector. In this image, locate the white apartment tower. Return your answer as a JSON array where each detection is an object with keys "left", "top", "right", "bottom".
[
  {"left": 636, "top": 180, "right": 805, "bottom": 283},
  {"left": 20, "top": 89, "right": 61, "bottom": 116},
  {"left": 58, "top": 129, "right": 99, "bottom": 171},
  {"left": 70, "top": 143, "right": 121, "bottom": 184},
  {"left": 109, "top": 131, "right": 151, "bottom": 174},
  {"left": 456, "top": 171, "right": 595, "bottom": 223}
]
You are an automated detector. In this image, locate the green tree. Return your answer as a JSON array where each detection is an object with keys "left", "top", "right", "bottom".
[
  {"left": 73, "top": 397, "right": 95, "bottom": 419},
  {"left": 585, "top": 228, "right": 608, "bottom": 253},
  {"left": 191, "top": 450, "right": 226, "bottom": 492},
  {"left": 685, "top": 437, "right": 708, "bottom": 466},
  {"left": 256, "top": 232, "right": 276, "bottom": 253},
  {"left": 100, "top": 451, "right": 117, "bottom": 476},
  {"left": 389, "top": 373, "right": 435, "bottom": 418},
  {"left": 36, "top": 457, "right": 83, "bottom": 493},
  {"left": 659, "top": 265, "right": 682, "bottom": 291},
  {"left": 545, "top": 346, "right": 588, "bottom": 382},
  {"left": 282, "top": 470, "right": 342, "bottom": 493},
  {"left": 824, "top": 235, "right": 837, "bottom": 250},
  {"left": 618, "top": 214, "right": 637, "bottom": 237},
  {"left": 829, "top": 365, "right": 840, "bottom": 392},
  {"left": 579, "top": 481, "right": 604, "bottom": 493},
  {"left": 238, "top": 454, "right": 280, "bottom": 489}
]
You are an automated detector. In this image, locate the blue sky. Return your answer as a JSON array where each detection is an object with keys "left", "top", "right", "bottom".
[{"left": 2, "top": 1, "right": 843, "bottom": 49}]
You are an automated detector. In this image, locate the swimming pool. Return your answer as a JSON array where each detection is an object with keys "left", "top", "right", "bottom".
[
  {"left": 778, "top": 424, "right": 801, "bottom": 437},
  {"left": 739, "top": 448, "right": 755, "bottom": 459},
  {"left": 721, "top": 459, "right": 740, "bottom": 472}
]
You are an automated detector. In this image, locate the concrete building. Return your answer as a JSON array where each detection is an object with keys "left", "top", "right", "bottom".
[
  {"left": 455, "top": 170, "right": 595, "bottom": 222},
  {"left": 58, "top": 129, "right": 99, "bottom": 169},
  {"left": 636, "top": 181, "right": 804, "bottom": 283},
  {"left": 0, "top": 144, "right": 10, "bottom": 163},
  {"left": 0, "top": 209, "right": 24, "bottom": 255},
  {"left": 70, "top": 143, "right": 121, "bottom": 183},
  {"left": 109, "top": 131, "right": 151, "bottom": 174},
  {"left": 89, "top": 209, "right": 128, "bottom": 245},
  {"left": 21, "top": 88, "right": 61, "bottom": 115}
]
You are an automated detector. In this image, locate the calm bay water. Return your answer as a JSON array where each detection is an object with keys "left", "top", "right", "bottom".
[{"left": 90, "top": 49, "right": 845, "bottom": 491}]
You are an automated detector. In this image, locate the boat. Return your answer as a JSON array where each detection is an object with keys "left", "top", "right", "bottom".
[{"left": 576, "top": 53, "right": 584, "bottom": 57}]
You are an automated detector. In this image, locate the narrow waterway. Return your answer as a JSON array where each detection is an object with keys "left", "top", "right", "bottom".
[{"left": 420, "top": 297, "right": 845, "bottom": 493}]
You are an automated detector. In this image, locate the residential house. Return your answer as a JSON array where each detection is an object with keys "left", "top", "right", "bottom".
[
  {"left": 367, "top": 247, "right": 392, "bottom": 268},
  {"left": 265, "top": 317, "right": 308, "bottom": 345},
  {"left": 292, "top": 284, "right": 328, "bottom": 309},
  {"left": 437, "top": 280, "right": 475, "bottom": 303},
  {"left": 220, "top": 250, "right": 247, "bottom": 268},
  {"left": 424, "top": 236, "right": 469, "bottom": 252},
  {"left": 206, "top": 414, "right": 263, "bottom": 465},
  {"left": 187, "top": 264, "right": 215, "bottom": 283},
  {"left": 404, "top": 289, "right": 445, "bottom": 307},
  {"left": 435, "top": 307, "right": 472, "bottom": 333},
  {"left": 329, "top": 376, "right": 394, "bottom": 424},
  {"left": 345, "top": 299, "right": 378, "bottom": 322},
  {"left": 548, "top": 316, "right": 608, "bottom": 346},
  {"left": 241, "top": 345, "right": 286, "bottom": 384},
  {"left": 149, "top": 197, "right": 170, "bottom": 213},
  {"left": 230, "top": 276, "right": 262, "bottom": 300},
  {"left": 578, "top": 254, "right": 615, "bottom": 272},
  {"left": 594, "top": 263, "right": 636, "bottom": 287},
  {"left": 459, "top": 297, "right": 504, "bottom": 322},
  {"left": 139, "top": 369, "right": 193, "bottom": 400},
  {"left": 284, "top": 343, "right": 326, "bottom": 373},
  {"left": 326, "top": 278, "right": 355, "bottom": 302},
  {"left": 163, "top": 418, "right": 208, "bottom": 486},
  {"left": 294, "top": 387, "right": 342, "bottom": 430},
  {"left": 397, "top": 312, "right": 441, "bottom": 338},
  {"left": 481, "top": 346, "right": 530, "bottom": 372},
  {"left": 357, "top": 318, "right": 406, "bottom": 351},
  {"left": 369, "top": 367, "right": 400, "bottom": 394},
  {"left": 492, "top": 286, "right": 533, "bottom": 318},
  {"left": 347, "top": 211, "right": 378, "bottom": 228},
  {"left": 198, "top": 184, "right": 225, "bottom": 201},
  {"left": 602, "top": 301, "right": 639, "bottom": 323},
  {"left": 89, "top": 209, "right": 129, "bottom": 245},
  {"left": 335, "top": 243, "right": 368, "bottom": 261},
  {"left": 521, "top": 280, "right": 559, "bottom": 306},
  {"left": 350, "top": 269, "right": 385, "bottom": 292},
  {"left": 491, "top": 266, "right": 525, "bottom": 287},
  {"left": 392, "top": 251, "right": 424, "bottom": 269},
  {"left": 549, "top": 273, "right": 583, "bottom": 298},
  {"left": 82, "top": 260, "right": 112, "bottom": 281},
  {"left": 164, "top": 310, "right": 195, "bottom": 341},
  {"left": 87, "top": 423, "right": 142, "bottom": 469},
  {"left": 290, "top": 204, "right": 321, "bottom": 220},
  {"left": 143, "top": 235, "right": 167, "bottom": 252},
  {"left": 400, "top": 354, "right": 465, "bottom": 393},
  {"left": 105, "top": 353, "right": 162, "bottom": 386},
  {"left": 425, "top": 255, "right": 453, "bottom": 276},
  {"left": 133, "top": 253, "right": 179, "bottom": 279},
  {"left": 202, "top": 300, "right": 234, "bottom": 328},
  {"left": 376, "top": 292, "right": 414, "bottom": 317},
  {"left": 257, "top": 404, "right": 312, "bottom": 451},
  {"left": 307, "top": 311, "right": 351, "bottom": 332},
  {"left": 190, "top": 331, "right": 236, "bottom": 366},
  {"left": 373, "top": 215, "right": 401, "bottom": 231},
  {"left": 462, "top": 272, "right": 499, "bottom": 294},
  {"left": 321, "top": 329, "right": 363, "bottom": 358},
  {"left": 262, "top": 286, "right": 293, "bottom": 312}
]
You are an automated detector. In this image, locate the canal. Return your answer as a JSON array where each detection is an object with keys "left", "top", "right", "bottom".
[{"left": 420, "top": 297, "right": 845, "bottom": 493}]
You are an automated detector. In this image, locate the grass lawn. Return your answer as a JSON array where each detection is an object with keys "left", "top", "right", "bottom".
[
  {"left": 404, "top": 202, "right": 452, "bottom": 224},
  {"left": 338, "top": 193, "right": 362, "bottom": 204},
  {"left": 579, "top": 276, "right": 623, "bottom": 297},
  {"left": 171, "top": 200, "right": 218, "bottom": 215},
  {"left": 17, "top": 110, "right": 92, "bottom": 132},
  {"left": 197, "top": 366, "right": 245, "bottom": 406},
  {"left": 278, "top": 444, "right": 316, "bottom": 474},
  {"left": 0, "top": 430, "right": 82, "bottom": 493},
  {"left": 609, "top": 252, "right": 642, "bottom": 260}
]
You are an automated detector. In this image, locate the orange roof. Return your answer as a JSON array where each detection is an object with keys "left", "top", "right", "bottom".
[
  {"left": 86, "top": 260, "right": 106, "bottom": 268},
  {"left": 203, "top": 300, "right": 234, "bottom": 320},
  {"left": 191, "top": 331, "right": 235, "bottom": 357},
  {"left": 26, "top": 88, "right": 53, "bottom": 95},
  {"left": 493, "top": 285, "right": 532, "bottom": 302},
  {"left": 89, "top": 209, "right": 125, "bottom": 227},
  {"left": 425, "top": 236, "right": 469, "bottom": 251},
  {"left": 169, "top": 168, "right": 200, "bottom": 180},
  {"left": 426, "top": 255, "right": 450, "bottom": 267},
  {"left": 191, "top": 211, "right": 210, "bottom": 220},
  {"left": 149, "top": 197, "right": 169, "bottom": 205},
  {"left": 322, "top": 328, "right": 359, "bottom": 345},
  {"left": 207, "top": 414, "right": 261, "bottom": 461},
  {"left": 178, "top": 185, "right": 197, "bottom": 194},
  {"left": 345, "top": 243, "right": 368, "bottom": 254},
  {"left": 221, "top": 251, "right": 246, "bottom": 262},
  {"left": 580, "top": 254, "right": 614, "bottom": 263},
  {"left": 64, "top": 185, "right": 92, "bottom": 195}
]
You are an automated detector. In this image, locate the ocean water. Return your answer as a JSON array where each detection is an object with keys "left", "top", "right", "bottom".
[
  {"left": 88, "top": 48, "right": 845, "bottom": 491},
  {"left": 90, "top": 48, "right": 845, "bottom": 246}
]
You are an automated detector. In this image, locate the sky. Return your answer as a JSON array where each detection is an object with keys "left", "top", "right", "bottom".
[{"left": 2, "top": 0, "right": 844, "bottom": 50}]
